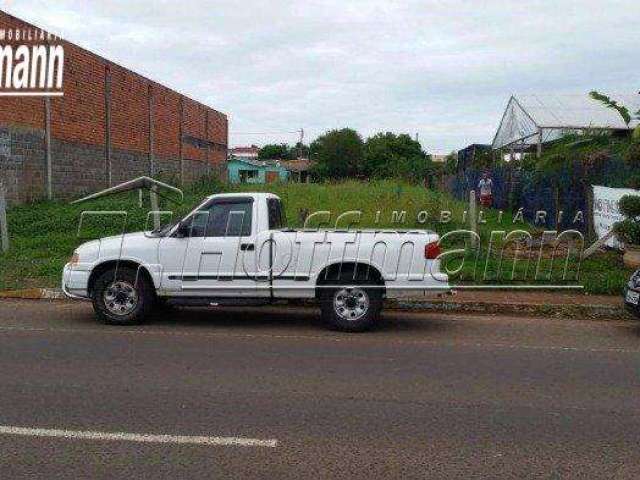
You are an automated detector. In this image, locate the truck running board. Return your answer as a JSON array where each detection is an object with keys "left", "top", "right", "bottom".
[{"left": 165, "top": 297, "right": 273, "bottom": 307}]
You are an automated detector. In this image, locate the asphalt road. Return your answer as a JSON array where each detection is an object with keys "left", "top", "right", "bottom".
[{"left": 1, "top": 300, "right": 640, "bottom": 479}]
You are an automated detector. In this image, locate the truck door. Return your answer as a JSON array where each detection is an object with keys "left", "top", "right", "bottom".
[{"left": 179, "top": 197, "right": 263, "bottom": 297}]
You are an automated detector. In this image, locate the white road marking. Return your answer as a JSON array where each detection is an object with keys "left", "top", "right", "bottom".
[{"left": 0, "top": 425, "right": 278, "bottom": 448}]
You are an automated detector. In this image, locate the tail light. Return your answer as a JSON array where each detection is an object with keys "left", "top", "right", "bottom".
[{"left": 425, "top": 241, "right": 441, "bottom": 260}]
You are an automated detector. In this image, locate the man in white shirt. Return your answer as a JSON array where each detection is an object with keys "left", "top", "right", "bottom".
[{"left": 478, "top": 172, "right": 493, "bottom": 207}]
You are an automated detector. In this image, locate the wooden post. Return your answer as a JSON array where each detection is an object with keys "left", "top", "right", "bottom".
[
  {"left": 536, "top": 129, "right": 543, "bottom": 158},
  {"left": 506, "top": 165, "right": 513, "bottom": 211},
  {"left": 554, "top": 184, "right": 560, "bottom": 229},
  {"left": 586, "top": 185, "right": 594, "bottom": 241},
  {"left": 0, "top": 183, "right": 9, "bottom": 253},
  {"left": 469, "top": 189, "right": 477, "bottom": 246},
  {"left": 582, "top": 229, "right": 614, "bottom": 260}
]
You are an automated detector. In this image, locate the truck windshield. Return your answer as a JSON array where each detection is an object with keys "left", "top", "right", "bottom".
[
  {"left": 152, "top": 196, "right": 211, "bottom": 236},
  {"left": 152, "top": 220, "right": 178, "bottom": 236}
]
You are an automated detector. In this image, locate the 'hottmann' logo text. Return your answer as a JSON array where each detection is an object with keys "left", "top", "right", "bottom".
[{"left": 0, "top": 28, "right": 64, "bottom": 96}]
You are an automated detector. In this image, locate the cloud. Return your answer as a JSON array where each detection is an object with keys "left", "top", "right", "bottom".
[{"left": 3, "top": 0, "right": 639, "bottom": 152}]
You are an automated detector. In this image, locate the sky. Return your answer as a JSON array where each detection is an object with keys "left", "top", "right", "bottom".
[{"left": 2, "top": 0, "right": 638, "bottom": 153}]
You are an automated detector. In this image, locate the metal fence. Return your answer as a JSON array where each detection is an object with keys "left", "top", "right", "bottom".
[{"left": 442, "top": 157, "right": 632, "bottom": 234}]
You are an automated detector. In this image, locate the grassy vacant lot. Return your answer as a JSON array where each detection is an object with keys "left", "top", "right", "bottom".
[{"left": 0, "top": 178, "right": 632, "bottom": 295}]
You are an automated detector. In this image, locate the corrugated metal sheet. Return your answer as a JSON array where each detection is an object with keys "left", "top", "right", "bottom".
[
  {"left": 492, "top": 94, "right": 640, "bottom": 149},
  {"left": 517, "top": 94, "right": 640, "bottom": 129}
]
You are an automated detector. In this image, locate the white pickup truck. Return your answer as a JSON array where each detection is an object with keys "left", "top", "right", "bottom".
[{"left": 63, "top": 192, "right": 449, "bottom": 331}]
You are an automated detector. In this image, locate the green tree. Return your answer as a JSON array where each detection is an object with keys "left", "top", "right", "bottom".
[
  {"left": 310, "top": 128, "right": 365, "bottom": 179},
  {"left": 292, "top": 141, "right": 310, "bottom": 159},
  {"left": 363, "top": 132, "right": 429, "bottom": 182},
  {"left": 614, "top": 194, "right": 640, "bottom": 246},
  {"left": 258, "top": 143, "right": 290, "bottom": 160},
  {"left": 258, "top": 142, "right": 310, "bottom": 160},
  {"left": 443, "top": 151, "right": 458, "bottom": 174}
]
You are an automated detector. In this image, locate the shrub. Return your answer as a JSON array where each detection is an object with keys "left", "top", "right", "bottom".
[
  {"left": 614, "top": 219, "right": 640, "bottom": 245},
  {"left": 583, "top": 149, "right": 610, "bottom": 173},
  {"left": 624, "top": 142, "right": 640, "bottom": 167},
  {"left": 628, "top": 175, "right": 640, "bottom": 190},
  {"left": 614, "top": 194, "right": 640, "bottom": 246},
  {"left": 619, "top": 194, "right": 640, "bottom": 219}
]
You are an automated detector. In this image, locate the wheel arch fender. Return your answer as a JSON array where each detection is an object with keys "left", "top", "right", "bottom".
[
  {"left": 314, "top": 261, "right": 386, "bottom": 298},
  {"left": 87, "top": 259, "right": 157, "bottom": 297}
]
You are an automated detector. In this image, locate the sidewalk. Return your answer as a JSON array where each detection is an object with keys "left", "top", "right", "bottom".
[
  {"left": 392, "top": 290, "right": 629, "bottom": 320},
  {"left": 439, "top": 290, "right": 620, "bottom": 306}
]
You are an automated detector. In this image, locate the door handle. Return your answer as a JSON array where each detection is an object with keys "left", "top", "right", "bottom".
[{"left": 240, "top": 243, "right": 255, "bottom": 251}]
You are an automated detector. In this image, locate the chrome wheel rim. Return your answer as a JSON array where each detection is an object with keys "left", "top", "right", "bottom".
[
  {"left": 333, "top": 287, "right": 369, "bottom": 321},
  {"left": 103, "top": 281, "right": 138, "bottom": 316}
]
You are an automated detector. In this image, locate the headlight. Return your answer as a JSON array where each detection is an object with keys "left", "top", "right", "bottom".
[{"left": 69, "top": 251, "right": 79, "bottom": 266}]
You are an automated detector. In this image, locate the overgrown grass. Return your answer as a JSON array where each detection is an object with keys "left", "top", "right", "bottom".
[{"left": 0, "top": 178, "right": 632, "bottom": 295}]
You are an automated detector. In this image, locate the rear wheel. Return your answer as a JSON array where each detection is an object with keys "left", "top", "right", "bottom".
[
  {"left": 92, "top": 267, "right": 154, "bottom": 325},
  {"left": 319, "top": 279, "right": 383, "bottom": 332}
]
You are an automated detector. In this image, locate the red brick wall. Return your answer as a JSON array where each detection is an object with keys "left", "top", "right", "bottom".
[
  {"left": 0, "top": 10, "right": 228, "bottom": 202},
  {"left": 109, "top": 63, "right": 150, "bottom": 153},
  {"left": 0, "top": 95, "right": 44, "bottom": 129},
  {"left": 183, "top": 98, "right": 206, "bottom": 162},
  {"left": 153, "top": 85, "right": 180, "bottom": 159},
  {"left": 51, "top": 46, "right": 105, "bottom": 145}
]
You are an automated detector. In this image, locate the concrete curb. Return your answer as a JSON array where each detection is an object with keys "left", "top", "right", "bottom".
[
  {"left": 0, "top": 288, "right": 66, "bottom": 300},
  {"left": 0, "top": 288, "right": 633, "bottom": 321},
  {"left": 387, "top": 299, "right": 633, "bottom": 321}
]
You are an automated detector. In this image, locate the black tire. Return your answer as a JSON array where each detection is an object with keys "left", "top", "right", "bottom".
[
  {"left": 319, "top": 278, "right": 383, "bottom": 332},
  {"left": 91, "top": 266, "right": 154, "bottom": 325}
]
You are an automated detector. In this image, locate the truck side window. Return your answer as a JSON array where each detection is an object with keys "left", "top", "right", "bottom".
[
  {"left": 187, "top": 210, "right": 210, "bottom": 237},
  {"left": 267, "top": 198, "right": 286, "bottom": 230},
  {"left": 207, "top": 200, "right": 253, "bottom": 237}
]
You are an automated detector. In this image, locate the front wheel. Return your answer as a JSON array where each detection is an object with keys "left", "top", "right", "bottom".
[
  {"left": 92, "top": 267, "right": 154, "bottom": 325},
  {"left": 319, "top": 283, "right": 383, "bottom": 332}
]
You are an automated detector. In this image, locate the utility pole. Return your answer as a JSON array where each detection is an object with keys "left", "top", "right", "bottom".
[
  {"left": 44, "top": 97, "right": 53, "bottom": 200},
  {"left": 298, "top": 128, "right": 304, "bottom": 159}
]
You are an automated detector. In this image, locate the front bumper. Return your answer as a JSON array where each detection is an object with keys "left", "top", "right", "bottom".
[{"left": 61, "top": 263, "right": 90, "bottom": 300}]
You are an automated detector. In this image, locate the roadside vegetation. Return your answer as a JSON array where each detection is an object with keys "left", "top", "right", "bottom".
[{"left": 0, "top": 178, "right": 631, "bottom": 295}]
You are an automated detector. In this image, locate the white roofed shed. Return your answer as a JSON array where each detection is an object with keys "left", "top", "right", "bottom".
[{"left": 491, "top": 94, "right": 640, "bottom": 154}]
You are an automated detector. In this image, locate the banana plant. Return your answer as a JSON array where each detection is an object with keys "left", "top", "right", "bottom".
[
  {"left": 589, "top": 91, "right": 635, "bottom": 125},
  {"left": 589, "top": 91, "right": 640, "bottom": 141}
]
